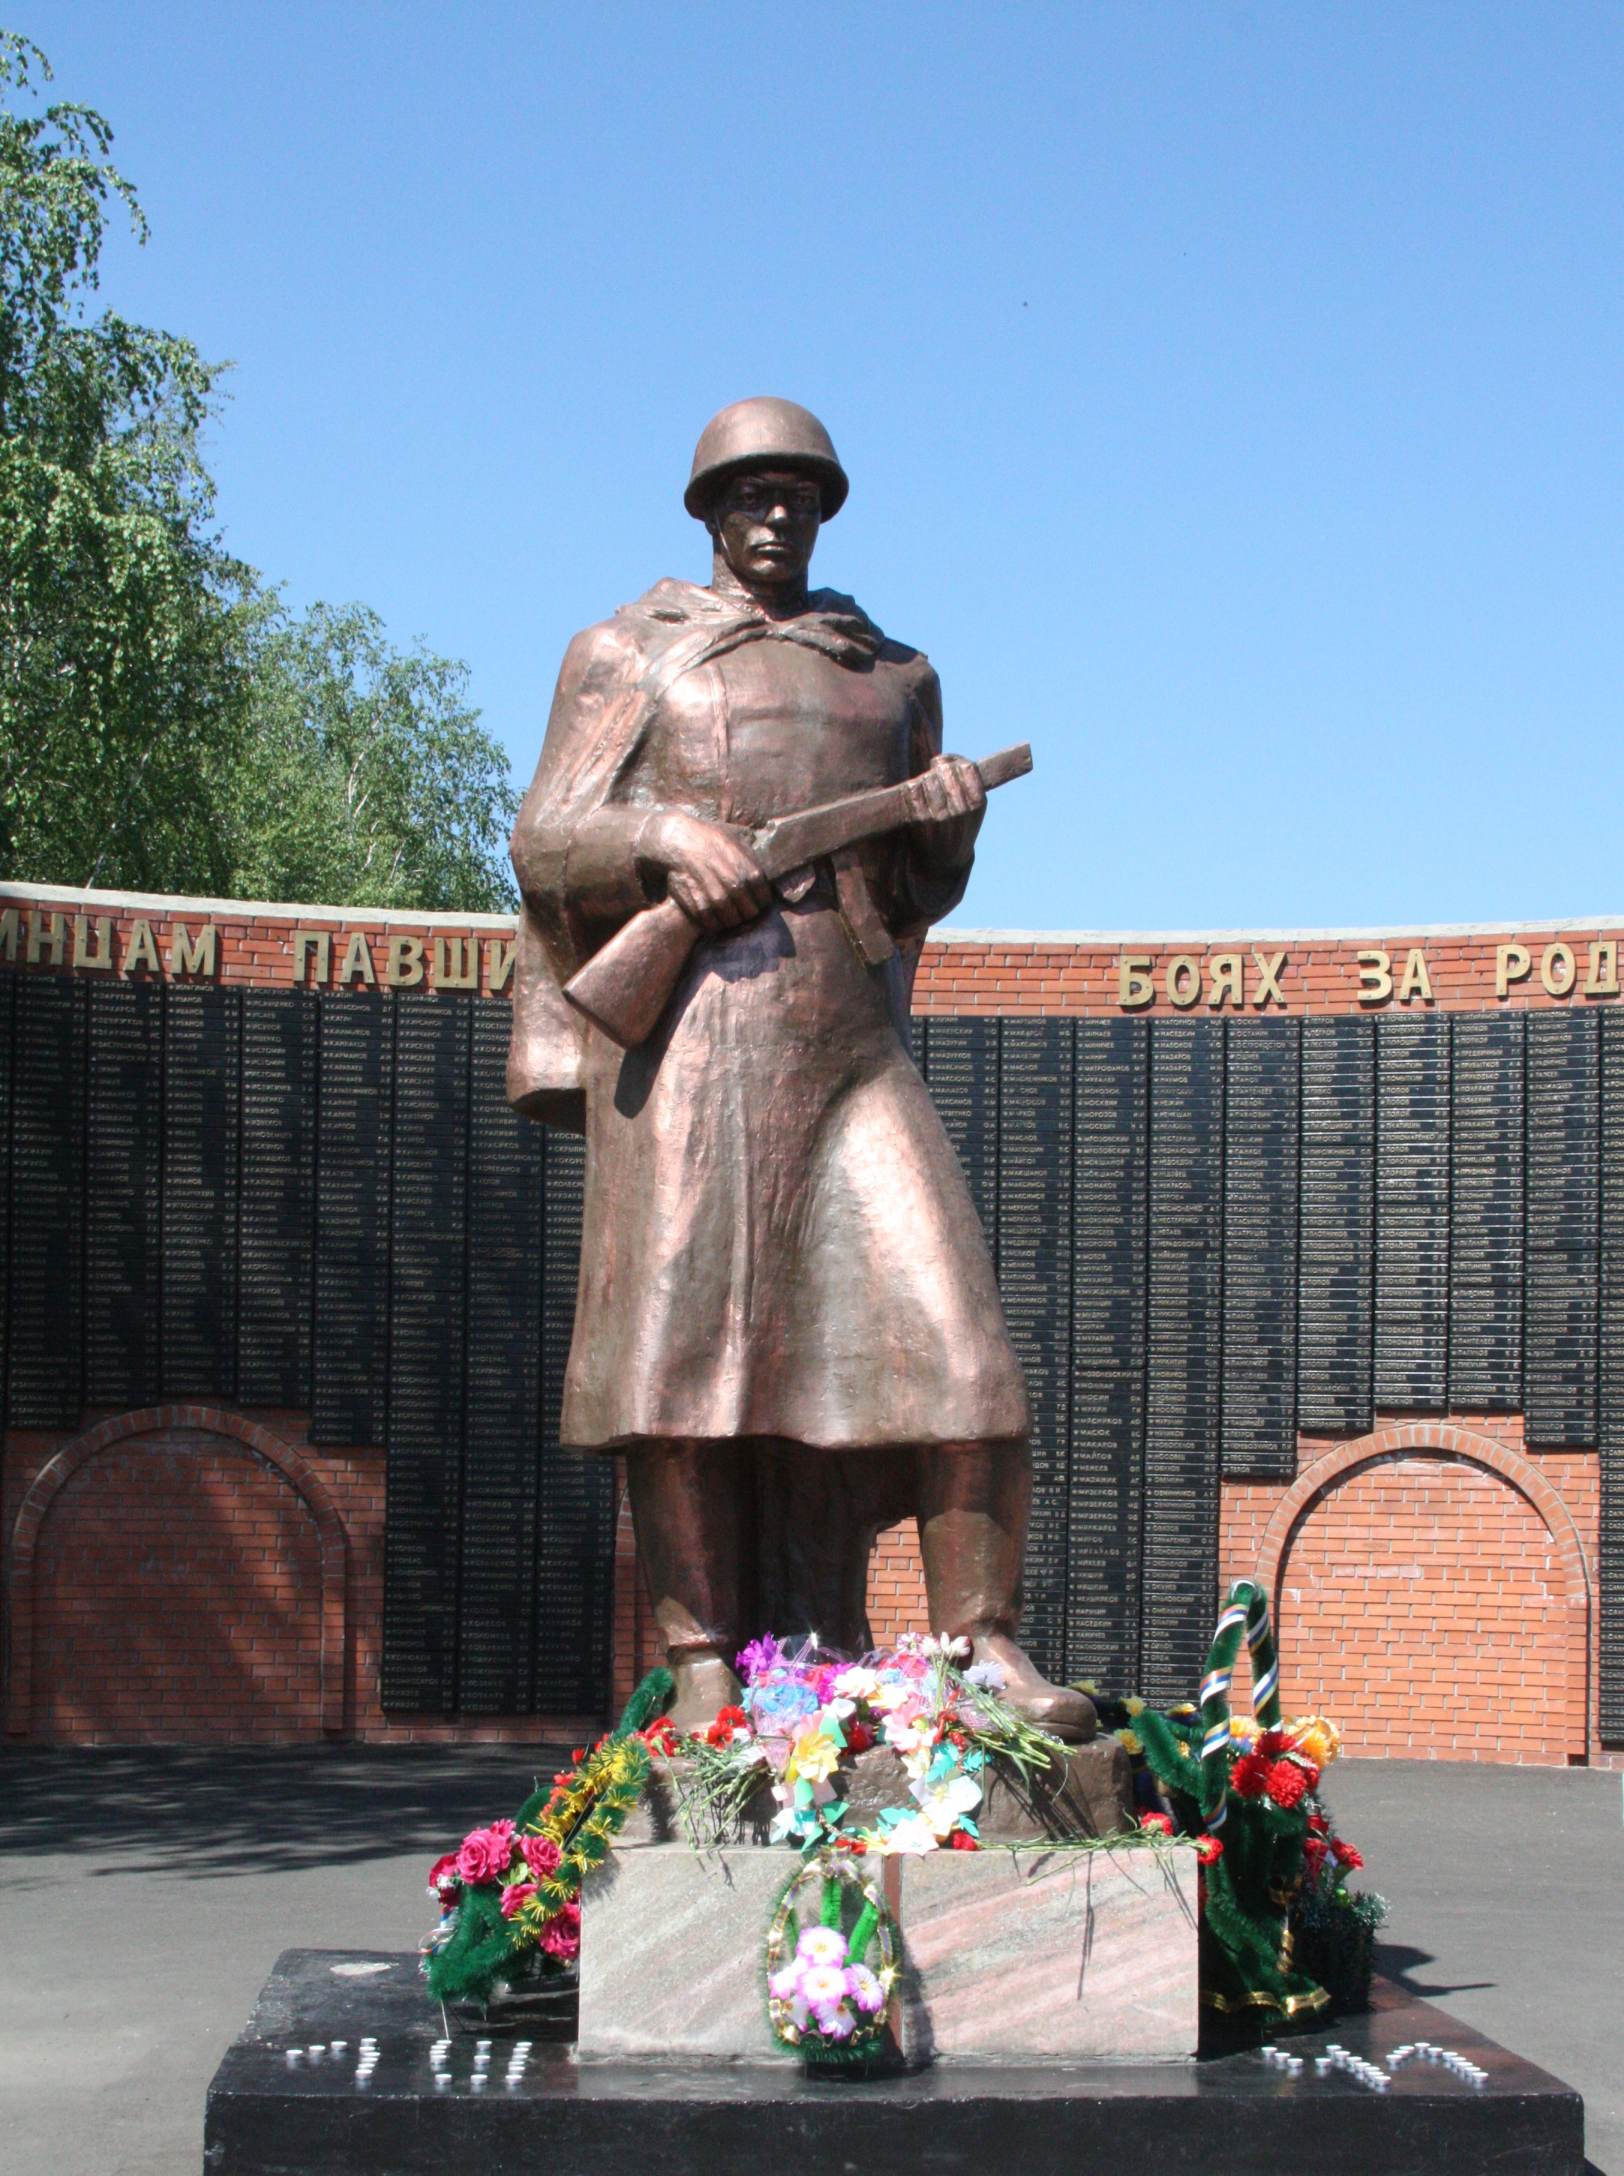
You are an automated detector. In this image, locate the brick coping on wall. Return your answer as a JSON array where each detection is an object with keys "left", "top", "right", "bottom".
[{"left": 6, "top": 876, "right": 1624, "bottom": 942}]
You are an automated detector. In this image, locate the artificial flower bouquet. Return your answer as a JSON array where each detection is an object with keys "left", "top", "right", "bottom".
[{"left": 684, "top": 1631, "right": 1067, "bottom": 1859}]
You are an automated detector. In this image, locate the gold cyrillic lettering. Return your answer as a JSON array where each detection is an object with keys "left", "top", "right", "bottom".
[
  {"left": 73, "top": 915, "right": 114, "bottom": 970},
  {"left": 1118, "top": 953, "right": 1154, "bottom": 1010},
  {"left": 485, "top": 939, "right": 515, "bottom": 994},
  {"left": 1252, "top": 951, "right": 1287, "bottom": 1008},
  {"left": 1496, "top": 943, "right": 1530, "bottom": 998},
  {"left": 385, "top": 934, "right": 424, "bottom": 988},
  {"left": 1585, "top": 940, "right": 1619, "bottom": 997},
  {"left": 1356, "top": 949, "right": 1392, "bottom": 1005},
  {"left": 1165, "top": 955, "right": 1201, "bottom": 1009},
  {"left": 0, "top": 908, "right": 19, "bottom": 962},
  {"left": 27, "top": 911, "right": 65, "bottom": 966},
  {"left": 122, "top": 919, "right": 161, "bottom": 975},
  {"left": 1397, "top": 948, "right": 1434, "bottom": 1004},
  {"left": 434, "top": 936, "right": 479, "bottom": 990},
  {"left": 1207, "top": 953, "right": 1243, "bottom": 1009},
  {"left": 337, "top": 932, "right": 377, "bottom": 985},
  {"left": 293, "top": 930, "right": 331, "bottom": 984},
  {"left": 1541, "top": 942, "right": 1576, "bottom": 998},
  {"left": 169, "top": 922, "right": 218, "bottom": 976}
]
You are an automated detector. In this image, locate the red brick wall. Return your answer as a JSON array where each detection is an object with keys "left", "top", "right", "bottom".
[
  {"left": 2, "top": 882, "right": 1617, "bottom": 1762},
  {"left": 31, "top": 1425, "right": 325, "bottom": 1742}
]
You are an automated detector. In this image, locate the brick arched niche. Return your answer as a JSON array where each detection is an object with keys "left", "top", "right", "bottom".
[
  {"left": 1257, "top": 1424, "right": 1592, "bottom": 1764},
  {"left": 6, "top": 1407, "right": 347, "bottom": 1742}
]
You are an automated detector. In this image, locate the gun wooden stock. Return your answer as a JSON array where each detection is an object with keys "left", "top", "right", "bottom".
[{"left": 563, "top": 742, "right": 1032, "bottom": 1049}]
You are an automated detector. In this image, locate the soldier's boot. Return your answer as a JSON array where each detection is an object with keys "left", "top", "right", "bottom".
[
  {"left": 625, "top": 1441, "right": 746, "bottom": 1735},
  {"left": 917, "top": 1441, "right": 1097, "bottom": 1743}
]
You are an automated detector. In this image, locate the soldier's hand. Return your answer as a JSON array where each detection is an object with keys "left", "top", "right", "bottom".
[
  {"left": 642, "top": 809, "right": 774, "bottom": 934},
  {"left": 903, "top": 754, "right": 986, "bottom": 867}
]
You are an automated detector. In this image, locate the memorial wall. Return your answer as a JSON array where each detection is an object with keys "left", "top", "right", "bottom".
[{"left": 1, "top": 881, "right": 1618, "bottom": 1765}]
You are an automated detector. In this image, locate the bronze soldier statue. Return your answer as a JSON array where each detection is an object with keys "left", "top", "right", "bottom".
[{"left": 509, "top": 398, "right": 1092, "bottom": 1742}]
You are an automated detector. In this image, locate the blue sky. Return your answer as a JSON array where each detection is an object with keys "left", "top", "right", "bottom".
[{"left": 19, "top": 2, "right": 1623, "bottom": 930}]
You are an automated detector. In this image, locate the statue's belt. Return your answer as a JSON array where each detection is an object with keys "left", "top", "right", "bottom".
[{"left": 771, "top": 851, "right": 895, "bottom": 967}]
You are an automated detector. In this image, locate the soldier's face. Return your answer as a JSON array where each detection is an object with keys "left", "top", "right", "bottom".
[{"left": 711, "top": 469, "right": 821, "bottom": 592}]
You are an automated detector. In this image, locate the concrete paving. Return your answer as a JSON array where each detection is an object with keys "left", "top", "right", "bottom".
[{"left": 0, "top": 1749, "right": 1619, "bottom": 2175}]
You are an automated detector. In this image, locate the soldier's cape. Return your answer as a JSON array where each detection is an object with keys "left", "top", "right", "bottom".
[{"left": 506, "top": 579, "right": 899, "bottom": 1129}]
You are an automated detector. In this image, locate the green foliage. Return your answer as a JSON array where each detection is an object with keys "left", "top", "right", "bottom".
[
  {"left": 0, "top": 36, "right": 518, "bottom": 911},
  {"left": 0, "top": 32, "right": 252, "bottom": 890},
  {"left": 229, "top": 600, "right": 517, "bottom": 912}
]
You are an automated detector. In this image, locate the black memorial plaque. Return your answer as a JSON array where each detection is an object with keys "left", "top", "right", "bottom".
[
  {"left": 160, "top": 984, "right": 240, "bottom": 1398},
  {"left": 922, "top": 1015, "right": 998, "bottom": 1234},
  {"left": 533, "top": 1127, "right": 613, "bottom": 1715},
  {"left": 1524, "top": 1011, "right": 1599, "bottom": 1447},
  {"left": 1068, "top": 1019, "right": 1149, "bottom": 1690},
  {"left": 1598, "top": 1010, "right": 1624, "bottom": 1740},
  {"left": 996, "top": 1017, "right": 1073, "bottom": 1678},
  {"left": 1297, "top": 1017, "right": 1375, "bottom": 1434},
  {"left": 381, "top": 996, "right": 470, "bottom": 1714},
  {"left": 85, "top": 980, "right": 162, "bottom": 1405},
  {"left": 1222, "top": 1017, "right": 1300, "bottom": 1476},
  {"left": 1449, "top": 1015, "right": 1525, "bottom": 1411},
  {"left": 8, "top": 975, "right": 85, "bottom": 1426},
  {"left": 311, "top": 996, "right": 392, "bottom": 1446},
  {"left": 238, "top": 989, "right": 315, "bottom": 1408},
  {"left": 1141, "top": 1019, "right": 1224, "bottom": 1705},
  {"left": 1374, "top": 1015, "right": 1451, "bottom": 1412},
  {"left": 459, "top": 999, "right": 545, "bottom": 1714},
  {"left": 0, "top": 975, "right": 12, "bottom": 1430}
]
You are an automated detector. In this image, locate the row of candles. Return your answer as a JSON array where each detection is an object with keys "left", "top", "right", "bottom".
[{"left": 1261, "top": 2039, "right": 1488, "bottom": 2090}]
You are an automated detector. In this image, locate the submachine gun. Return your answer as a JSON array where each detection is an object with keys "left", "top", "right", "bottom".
[{"left": 562, "top": 742, "right": 1033, "bottom": 1050}]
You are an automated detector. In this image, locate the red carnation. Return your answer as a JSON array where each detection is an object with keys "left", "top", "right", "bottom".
[
  {"left": 1229, "top": 1752, "right": 1270, "bottom": 1799},
  {"left": 846, "top": 1722, "right": 875, "bottom": 1753},
  {"left": 1307, "top": 1811, "right": 1329, "bottom": 1837},
  {"left": 1139, "top": 1812, "right": 1175, "bottom": 1836},
  {"left": 1195, "top": 1833, "right": 1224, "bottom": 1866},
  {"left": 1257, "top": 1729, "right": 1291, "bottom": 1758},
  {"left": 1332, "top": 1839, "right": 1364, "bottom": 1871},
  {"left": 641, "top": 1717, "right": 679, "bottom": 1755},
  {"left": 1264, "top": 1759, "right": 1309, "bottom": 1809},
  {"left": 948, "top": 1828, "right": 981, "bottom": 1851}
]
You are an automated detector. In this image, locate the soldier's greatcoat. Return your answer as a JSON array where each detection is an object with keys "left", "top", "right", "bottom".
[{"left": 509, "top": 578, "right": 1029, "bottom": 1453}]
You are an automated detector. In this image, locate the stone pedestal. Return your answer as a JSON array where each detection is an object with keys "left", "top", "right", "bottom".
[
  {"left": 205, "top": 1951, "right": 1588, "bottom": 2176},
  {"left": 576, "top": 1838, "right": 1197, "bottom": 2066},
  {"left": 901, "top": 1841, "right": 1198, "bottom": 2062}
]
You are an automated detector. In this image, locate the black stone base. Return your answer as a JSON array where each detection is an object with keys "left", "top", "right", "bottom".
[{"left": 204, "top": 1949, "right": 1585, "bottom": 2175}]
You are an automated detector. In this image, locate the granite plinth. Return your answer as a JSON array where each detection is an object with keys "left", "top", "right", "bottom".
[
  {"left": 903, "top": 1840, "right": 1198, "bottom": 2061},
  {"left": 204, "top": 1950, "right": 1587, "bottom": 2175},
  {"left": 621, "top": 1737, "right": 1133, "bottom": 1845},
  {"left": 578, "top": 1840, "right": 1190, "bottom": 2064}
]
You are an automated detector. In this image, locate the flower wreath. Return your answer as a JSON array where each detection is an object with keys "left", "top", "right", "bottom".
[{"left": 764, "top": 1847, "right": 900, "bottom": 2064}]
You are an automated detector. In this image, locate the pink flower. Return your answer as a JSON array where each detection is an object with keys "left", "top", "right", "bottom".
[
  {"left": 499, "top": 1882, "right": 536, "bottom": 1920},
  {"left": 427, "top": 1852, "right": 461, "bottom": 1900},
  {"left": 456, "top": 1819, "right": 516, "bottom": 1885},
  {"left": 539, "top": 1901, "right": 581, "bottom": 1961},
  {"left": 520, "top": 1833, "right": 562, "bottom": 1878}
]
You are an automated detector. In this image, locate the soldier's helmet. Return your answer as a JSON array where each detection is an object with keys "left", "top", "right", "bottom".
[{"left": 684, "top": 397, "right": 849, "bottom": 521}]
